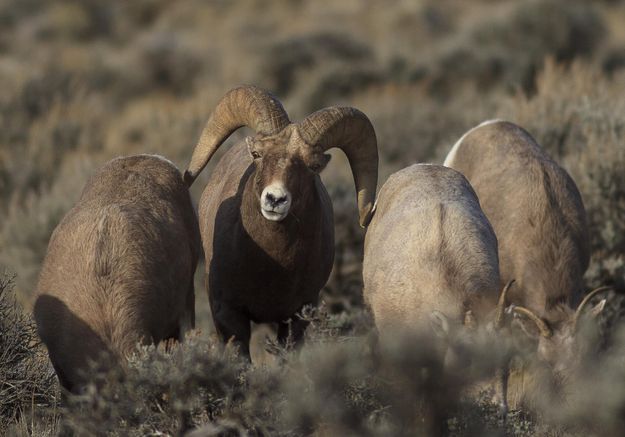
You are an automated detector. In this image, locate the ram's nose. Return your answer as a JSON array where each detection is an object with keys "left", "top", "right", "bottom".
[
  {"left": 265, "top": 192, "right": 288, "bottom": 207},
  {"left": 260, "top": 184, "right": 291, "bottom": 221}
]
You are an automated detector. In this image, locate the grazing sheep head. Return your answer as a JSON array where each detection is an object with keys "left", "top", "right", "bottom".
[
  {"left": 428, "top": 281, "right": 515, "bottom": 373},
  {"left": 184, "top": 85, "right": 378, "bottom": 227},
  {"left": 507, "top": 286, "right": 610, "bottom": 375},
  {"left": 429, "top": 310, "right": 480, "bottom": 372}
]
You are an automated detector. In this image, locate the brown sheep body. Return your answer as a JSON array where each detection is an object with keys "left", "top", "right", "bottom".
[
  {"left": 200, "top": 142, "right": 335, "bottom": 347},
  {"left": 444, "top": 120, "right": 607, "bottom": 394},
  {"left": 363, "top": 164, "right": 501, "bottom": 357},
  {"left": 444, "top": 120, "right": 589, "bottom": 313},
  {"left": 34, "top": 155, "right": 201, "bottom": 393},
  {"left": 363, "top": 164, "right": 504, "bottom": 433},
  {"left": 184, "top": 86, "right": 378, "bottom": 358}
]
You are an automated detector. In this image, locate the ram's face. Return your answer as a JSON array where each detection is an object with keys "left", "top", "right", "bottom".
[{"left": 246, "top": 127, "right": 331, "bottom": 222}]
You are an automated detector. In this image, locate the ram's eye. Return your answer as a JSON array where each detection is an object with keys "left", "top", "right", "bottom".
[
  {"left": 251, "top": 151, "right": 261, "bottom": 160},
  {"left": 308, "top": 154, "right": 331, "bottom": 173}
]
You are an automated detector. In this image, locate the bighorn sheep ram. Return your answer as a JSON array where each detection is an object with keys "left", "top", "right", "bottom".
[
  {"left": 34, "top": 155, "right": 201, "bottom": 393},
  {"left": 363, "top": 163, "right": 503, "bottom": 333},
  {"left": 444, "top": 120, "right": 607, "bottom": 379},
  {"left": 363, "top": 163, "right": 508, "bottom": 356},
  {"left": 184, "top": 85, "right": 378, "bottom": 358},
  {"left": 363, "top": 164, "right": 507, "bottom": 434}
]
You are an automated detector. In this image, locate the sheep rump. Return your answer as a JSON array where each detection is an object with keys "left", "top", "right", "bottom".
[
  {"left": 34, "top": 155, "right": 201, "bottom": 392},
  {"left": 363, "top": 163, "right": 500, "bottom": 336}
]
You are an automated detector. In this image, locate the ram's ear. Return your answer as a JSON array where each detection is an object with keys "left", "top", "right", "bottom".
[
  {"left": 430, "top": 311, "right": 450, "bottom": 339},
  {"left": 246, "top": 136, "right": 261, "bottom": 160},
  {"left": 320, "top": 152, "right": 332, "bottom": 168},
  {"left": 464, "top": 310, "right": 477, "bottom": 330}
]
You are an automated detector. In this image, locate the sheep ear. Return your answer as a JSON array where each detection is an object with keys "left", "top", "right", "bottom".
[
  {"left": 464, "top": 310, "right": 477, "bottom": 329},
  {"left": 246, "top": 137, "right": 262, "bottom": 160},
  {"left": 590, "top": 299, "right": 607, "bottom": 319},
  {"left": 430, "top": 311, "right": 450, "bottom": 338}
]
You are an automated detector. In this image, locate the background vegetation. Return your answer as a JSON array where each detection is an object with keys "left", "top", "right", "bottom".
[{"left": 1, "top": 0, "right": 624, "bottom": 435}]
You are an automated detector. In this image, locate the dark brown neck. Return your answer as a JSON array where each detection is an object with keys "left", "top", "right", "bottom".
[{"left": 240, "top": 172, "right": 321, "bottom": 265}]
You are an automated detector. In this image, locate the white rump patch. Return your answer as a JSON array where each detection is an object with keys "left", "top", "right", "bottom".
[
  {"left": 443, "top": 119, "right": 504, "bottom": 167},
  {"left": 109, "top": 154, "right": 179, "bottom": 170},
  {"left": 137, "top": 153, "right": 178, "bottom": 169}
]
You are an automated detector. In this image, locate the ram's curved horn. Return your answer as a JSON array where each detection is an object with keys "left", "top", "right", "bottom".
[
  {"left": 510, "top": 305, "right": 552, "bottom": 338},
  {"left": 297, "top": 107, "right": 378, "bottom": 227},
  {"left": 495, "top": 280, "right": 515, "bottom": 330},
  {"left": 573, "top": 286, "right": 612, "bottom": 333},
  {"left": 184, "top": 85, "right": 290, "bottom": 186}
]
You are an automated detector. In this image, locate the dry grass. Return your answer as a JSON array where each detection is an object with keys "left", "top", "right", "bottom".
[{"left": 0, "top": 274, "right": 59, "bottom": 433}]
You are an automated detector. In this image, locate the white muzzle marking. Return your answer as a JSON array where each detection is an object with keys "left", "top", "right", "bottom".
[{"left": 260, "top": 184, "right": 291, "bottom": 221}]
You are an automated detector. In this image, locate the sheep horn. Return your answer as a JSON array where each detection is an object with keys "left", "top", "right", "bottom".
[
  {"left": 509, "top": 306, "right": 552, "bottom": 338},
  {"left": 297, "top": 107, "right": 378, "bottom": 227},
  {"left": 573, "top": 286, "right": 612, "bottom": 333},
  {"left": 495, "top": 280, "right": 515, "bottom": 330},
  {"left": 184, "top": 85, "right": 290, "bottom": 186}
]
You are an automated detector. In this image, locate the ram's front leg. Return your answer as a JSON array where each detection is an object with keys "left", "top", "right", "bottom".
[{"left": 211, "top": 300, "right": 252, "bottom": 360}]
